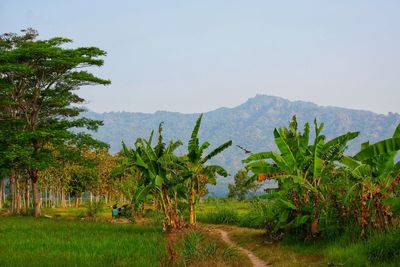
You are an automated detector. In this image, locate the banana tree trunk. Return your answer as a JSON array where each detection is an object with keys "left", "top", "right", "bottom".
[
  {"left": 188, "top": 187, "right": 196, "bottom": 225},
  {"left": 310, "top": 193, "right": 320, "bottom": 237}
]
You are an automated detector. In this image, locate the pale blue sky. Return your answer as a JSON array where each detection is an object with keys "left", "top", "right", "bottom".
[{"left": 1, "top": 1, "right": 399, "bottom": 114}]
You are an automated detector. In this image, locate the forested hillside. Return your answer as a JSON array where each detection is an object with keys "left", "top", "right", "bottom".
[{"left": 85, "top": 95, "right": 400, "bottom": 196}]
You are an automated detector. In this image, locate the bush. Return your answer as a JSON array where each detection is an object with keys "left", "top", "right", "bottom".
[{"left": 84, "top": 200, "right": 105, "bottom": 218}]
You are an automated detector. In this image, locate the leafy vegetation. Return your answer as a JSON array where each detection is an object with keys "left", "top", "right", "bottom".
[{"left": 244, "top": 116, "right": 400, "bottom": 239}]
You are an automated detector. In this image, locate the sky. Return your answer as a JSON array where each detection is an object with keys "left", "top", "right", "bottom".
[{"left": 1, "top": 1, "right": 399, "bottom": 114}]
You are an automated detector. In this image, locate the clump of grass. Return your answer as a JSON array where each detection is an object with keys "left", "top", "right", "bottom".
[
  {"left": 223, "top": 246, "right": 240, "bottom": 258},
  {"left": 199, "top": 208, "right": 240, "bottom": 225},
  {"left": 366, "top": 229, "right": 400, "bottom": 263},
  {"left": 203, "top": 240, "right": 218, "bottom": 256},
  {"left": 181, "top": 230, "right": 202, "bottom": 263}
]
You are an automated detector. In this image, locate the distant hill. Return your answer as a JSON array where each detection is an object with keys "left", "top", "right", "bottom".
[{"left": 84, "top": 95, "right": 400, "bottom": 197}]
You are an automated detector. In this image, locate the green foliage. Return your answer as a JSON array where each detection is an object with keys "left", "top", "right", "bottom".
[
  {"left": 181, "top": 230, "right": 202, "bottom": 261},
  {"left": 0, "top": 29, "right": 110, "bottom": 216},
  {"left": 228, "top": 169, "right": 259, "bottom": 200},
  {"left": 239, "top": 200, "right": 277, "bottom": 229},
  {"left": 244, "top": 115, "right": 359, "bottom": 238},
  {"left": 84, "top": 200, "right": 105, "bottom": 218}
]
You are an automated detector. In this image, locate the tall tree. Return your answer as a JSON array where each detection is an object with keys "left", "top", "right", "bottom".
[{"left": 0, "top": 29, "right": 110, "bottom": 217}]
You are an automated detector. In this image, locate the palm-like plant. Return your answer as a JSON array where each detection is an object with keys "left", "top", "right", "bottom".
[
  {"left": 244, "top": 116, "right": 359, "bottom": 237},
  {"left": 341, "top": 124, "right": 400, "bottom": 232},
  {"left": 184, "top": 114, "right": 232, "bottom": 225},
  {"left": 122, "top": 123, "right": 186, "bottom": 230}
]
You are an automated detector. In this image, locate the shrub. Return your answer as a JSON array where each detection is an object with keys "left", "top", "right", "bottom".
[{"left": 84, "top": 200, "right": 105, "bottom": 218}]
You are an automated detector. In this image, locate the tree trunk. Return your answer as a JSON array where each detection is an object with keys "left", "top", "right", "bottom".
[
  {"left": 311, "top": 194, "right": 320, "bottom": 237},
  {"left": 74, "top": 193, "right": 79, "bottom": 208},
  {"left": 61, "top": 188, "right": 66, "bottom": 208},
  {"left": 32, "top": 180, "right": 40, "bottom": 217},
  {"left": 25, "top": 179, "right": 30, "bottom": 211},
  {"left": 188, "top": 187, "right": 196, "bottom": 225},
  {"left": 1, "top": 179, "right": 5, "bottom": 208},
  {"left": 16, "top": 179, "right": 21, "bottom": 214},
  {"left": 29, "top": 170, "right": 41, "bottom": 217},
  {"left": 9, "top": 173, "right": 15, "bottom": 213}
]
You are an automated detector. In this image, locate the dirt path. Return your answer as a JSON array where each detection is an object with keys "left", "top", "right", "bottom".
[{"left": 217, "top": 229, "right": 269, "bottom": 267}]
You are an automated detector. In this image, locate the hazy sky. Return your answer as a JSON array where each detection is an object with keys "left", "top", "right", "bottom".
[{"left": 1, "top": 1, "right": 399, "bottom": 114}]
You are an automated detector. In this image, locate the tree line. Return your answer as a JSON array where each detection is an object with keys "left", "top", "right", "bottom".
[{"left": 0, "top": 29, "right": 111, "bottom": 216}]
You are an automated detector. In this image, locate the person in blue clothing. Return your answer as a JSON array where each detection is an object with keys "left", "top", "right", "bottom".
[{"left": 112, "top": 204, "right": 119, "bottom": 218}]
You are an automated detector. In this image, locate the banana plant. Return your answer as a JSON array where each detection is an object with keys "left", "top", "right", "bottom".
[
  {"left": 183, "top": 114, "right": 232, "bottom": 225},
  {"left": 341, "top": 124, "right": 400, "bottom": 231},
  {"left": 244, "top": 116, "right": 359, "bottom": 237},
  {"left": 122, "top": 123, "right": 187, "bottom": 230}
]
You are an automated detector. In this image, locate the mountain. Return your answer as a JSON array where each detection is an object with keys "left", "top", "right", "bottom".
[{"left": 83, "top": 95, "right": 400, "bottom": 197}]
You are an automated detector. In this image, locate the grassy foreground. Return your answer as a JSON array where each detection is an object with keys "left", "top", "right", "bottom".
[{"left": 0, "top": 217, "right": 165, "bottom": 267}]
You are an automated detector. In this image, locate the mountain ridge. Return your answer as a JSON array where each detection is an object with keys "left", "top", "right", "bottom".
[{"left": 83, "top": 95, "right": 400, "bottom": 196}]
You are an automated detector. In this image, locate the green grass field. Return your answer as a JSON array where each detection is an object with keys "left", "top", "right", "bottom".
[{"left": 0, "top": 217, "right": 165, "bottom": 267}]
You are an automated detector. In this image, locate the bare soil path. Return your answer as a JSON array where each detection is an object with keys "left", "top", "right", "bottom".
[{"left": 217, "top": 229, "right": 269, "bottom": 267}]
